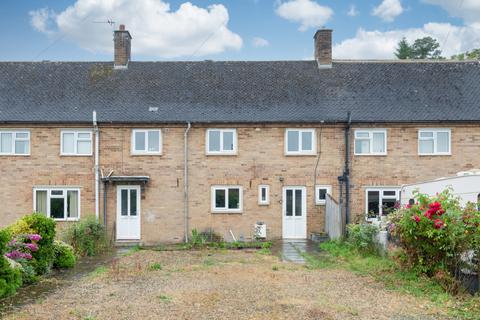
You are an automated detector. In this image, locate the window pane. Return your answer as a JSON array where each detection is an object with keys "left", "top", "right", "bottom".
[
  {"left": 286, "top": 190, "right": 293, "bottom": 216},
  {"left": 382, "top": 198, "right": 397, "bottom": 216},
  {"left": 51, "top": 190, "right": 63, "bottom": 196},
  {"left": 67, "top": 191, "right": 79, "bottom": 218},
  {"left": 355, "top": 139, "right": 370, "bottom": 154},
  {"left": 318, "top": 188, "right": 327, "bottom": 201},
  {"left": 383, "top": 190, "right": 396, "bottom": 197},
  {"left": 228, "top": 188, "right": 240, "bottom": 209},
  {"left": 372, "top": 133, "right": 385, "bottom": 153},
  {"left": 287, "top": 131, "right": 299, "bottom": 152},
  {"left": 295, "top": 190, "right": 302, "bottom": 216},
  {"left": 77, "top": 140, "right": 91, "bottom": 154},
  {"left": 301, "top": 132, "right": 312, "bottom": 151},
  {"left": 419, "top": 140, "right": 434, "bottom": 154},
  {"left": 223, "top": 131, "right": 234, "bottom": 151},
  {"left": 367, "top": 191, "right": 380, "bottom": 218},
  {"left": 121, "top": 190, "right": 128, "bottom": 216},
  {"left": 15, "top": 140, "right": 29, "bottom": 154},
  {"left": 1, "top": 133, "right": 12, "bottom": 153},
  {"left": 148, "top": 131, "right": 160, "bottom": 152},
  {"left": 35, "top": 191, "right": 47, "bottom": 215},
  {"left": 135, "top": 131, "right": 146, "bottom": 151},
  {"left": 215, "top": 189, "right": 225, "bottom": 209},
  {"left": 15, "top": 133, "right": 28, "bottom": 139},
  {"left": 209, "top": 131, "right": 221, "bottom": 152},
  {"left": 437, "top": 132, "right": 449, "bottom": 153},
  {"left": 420, "top": 131, "right": 434, "bottom": 138},
  {"left": 62, "top": 133, "right": 75, "bottom": 154},
  {"left": 77, "top": 133, "right": 90, "bottom": 139},
  {"left": 50, "top": 197, "right": 65, "bottom": 219},
  {"left": 261, "top": 187, "right": 267, "bottom": 201},
  {"left": 356, "top": 132, "right": 369, "bottom": 138},
  {"left": 130, "top": 189, "right": 137, "bottom": 216}
]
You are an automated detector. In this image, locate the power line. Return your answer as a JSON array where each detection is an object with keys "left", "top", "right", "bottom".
[{"left": 186, "top": 22, "right": 226, "bottom": 60}]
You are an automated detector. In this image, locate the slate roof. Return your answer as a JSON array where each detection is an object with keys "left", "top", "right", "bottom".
[{"left": 0, "top": 60, "right": 479, "bottom": 124}]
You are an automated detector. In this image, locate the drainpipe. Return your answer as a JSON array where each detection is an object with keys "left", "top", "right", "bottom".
[
  {"left": 93, "top": 110, "right": 100, "bottom": 222},
  {"left": 184, "top": 122, "right": 191, "bottom": 243},
  {"left": 344, "top": 112, "right": 352, "bottom": 225}
]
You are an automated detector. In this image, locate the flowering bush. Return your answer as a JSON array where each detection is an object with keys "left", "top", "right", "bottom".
[
  {"left": 5, "top": 234, "right": 41, "bottom": 262},
  {"left": 391, "top": 189, "right": 480, "bottom": 292},
  {"left": 0, "top": 229, "right": 22, "bottom": 298}
]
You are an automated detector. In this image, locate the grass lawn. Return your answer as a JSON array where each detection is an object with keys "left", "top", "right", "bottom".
[{"left": 2, "top": 246, "right": 477, "bottom": 320}]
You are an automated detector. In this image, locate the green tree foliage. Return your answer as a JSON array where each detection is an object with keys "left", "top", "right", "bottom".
[
  {"left": 394, "top": 37, "right": 413, "bottom": 59},
  {"left": 451, "top": 49, "right": 480, "bottom": 60},
  {"left": 395, "top": 37, "right": 443, "bottom": 60}
]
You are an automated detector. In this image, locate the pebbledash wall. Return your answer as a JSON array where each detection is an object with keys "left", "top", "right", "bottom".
[{"left": 1, "top": 123, "right": 479, "bottom": 244}]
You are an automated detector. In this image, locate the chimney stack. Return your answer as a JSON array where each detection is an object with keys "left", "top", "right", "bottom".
[
  {"left": 314, "top": 29, "right": 333, "bottom": 69},
  {"left": 114, "top": 24, "right": 132, "bottom": 69}
]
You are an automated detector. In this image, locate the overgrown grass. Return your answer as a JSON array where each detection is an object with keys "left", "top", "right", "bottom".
[
  {"left": 305, "top": 241, "right": 480, "bottom": 320},
  {"left": 89, "top": 266, "right": 108, "bottom": 278}
]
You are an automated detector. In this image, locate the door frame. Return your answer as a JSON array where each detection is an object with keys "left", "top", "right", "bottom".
[
  {"left": 282, "top": 186, "right": 307, "bottom": 239},
  {"left": 116, "top": 185, "right": 141, "bottom": 240}
]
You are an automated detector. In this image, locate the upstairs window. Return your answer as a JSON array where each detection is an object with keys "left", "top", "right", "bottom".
[
  {"left": 61, "top": 130, "right": 92, "bottom": 156},
  {"left": 34, "top": 187, "right": 80, "bottom": 221},
  {"left": 132, "top": 129, "right": 162, "bottom": 155},
  {"left": 418, "top": 129, "right": 451, "bottom": 155},
  {"left": 206, "top": 129, "right": 237, "bottom": 155},
  {"left": 285, "top": 129, "right": 316, "bottom": 155},
  {"left": 0, "top": 131, "right": 30, "bottom": 155},
  {"left": 258, "top": 185, "right": 270, "bottom": 205},
  {"left": 211, "top": 185, "right": 242, "bottom": 213},
  {"left": 354, "top": 129, "right": 387, "bottom": 155},
  {"left": 315, "top": 185, "right": 332, "bottom": 205}
]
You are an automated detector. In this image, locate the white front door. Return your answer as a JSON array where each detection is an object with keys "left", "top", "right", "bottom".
[
  {"left": 282, "top": 186, "right": 307, "bottom": 239},
  {"left": 116, "top": 185, "right": 141, "bottom": 240}
]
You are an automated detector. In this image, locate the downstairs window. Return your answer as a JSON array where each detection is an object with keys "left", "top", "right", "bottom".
[
  {"left": 365, "top": 188, "right": 399, "bottom": 221},
  {"left": 34, "top": 188, "right": 80, "bottom": 221},
  {"left": 211, "top": 185, "right": 242, "bottom": 213}
]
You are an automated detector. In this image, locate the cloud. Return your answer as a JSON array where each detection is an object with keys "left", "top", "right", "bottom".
[
  {"left": 29, "top": 0, "right": 242, "bottom": 58},
  {"left": 372, "top": 0, "right": 404, "bottom": 22},
  {"left": 252, "top": 37, "right": 270, "bottom": 48},
  {"left": 347, "top": 4, "right": 359, "bottom": 17},
  {"left": 423, "top": 0, "right": 480, "bottom": 23},
  {"left": 275, "top": 0, "right": 333, "bottom": 31},
  {"left": 333, "top": 23, "right": 480, "bottom": 59}
]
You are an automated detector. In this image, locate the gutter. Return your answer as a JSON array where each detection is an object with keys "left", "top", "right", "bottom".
[
  {"left": 93, "top": 111, "right": 100, "bottom": 222},
  {"left": 184, "top": 122, "right": 191, "bottom": 243}
]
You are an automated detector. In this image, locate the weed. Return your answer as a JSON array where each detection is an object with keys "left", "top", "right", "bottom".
[
  {"left": 123, "top": 245, "right": 141, "bottom": 256},
  {"left": 203, "top": 257, "right": 215, "bottom": 266},
  {"left": 272, "top": 265, "right": 279, "bottom": 271},
  {"left": 89, "top": 266, "right": 108, "bottom": 278},
  {"left": 158, "top": 294, "right": 171, "bottom": 302},
  {"left": 149, "top": 262, "right": 162, "bottom": 271}
]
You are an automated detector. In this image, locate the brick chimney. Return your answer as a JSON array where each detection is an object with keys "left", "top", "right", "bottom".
[
  {"left": 114, "top": 24, "right": 132, "bottom": 69},
  {"left": 314, "top": 29, "right": 333, "bottom": 69}
]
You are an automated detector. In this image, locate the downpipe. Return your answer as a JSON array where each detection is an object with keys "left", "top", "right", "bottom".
[
  {"left": 184, "top": 122, "right": 191, "bottom": 243},
  {"left": 93, "top": 110, "right": 100, "bottom": 222}
]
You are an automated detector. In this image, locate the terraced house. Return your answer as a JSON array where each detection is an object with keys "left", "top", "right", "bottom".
[{"left": 1, "top": 25, "right": 480, "bottom": 244}]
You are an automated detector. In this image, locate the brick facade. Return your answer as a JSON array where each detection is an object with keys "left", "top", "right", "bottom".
[{"left": 1, "top": 123, "right": 478, "bottom": 244}]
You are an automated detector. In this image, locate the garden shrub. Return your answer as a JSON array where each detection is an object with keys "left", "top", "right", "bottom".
[
  {"left": 53, "top": 240, "right": 76, "bottom": 269},
  {"left": 5, "top": 233, "right": 42, "bottom": 284},
  {"left": 63, "top": 216, "right": 108, "bottom": 256},
  {"left": 346, "top": 223, "right": 380, "bottom": 255},
  {"left": 0, "top": 229, "right": 22, "bottom": 298}
]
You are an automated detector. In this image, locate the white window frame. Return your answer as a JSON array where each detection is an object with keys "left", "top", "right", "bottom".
[
  {"left": 315, "top": 185, "right": 332, "bottom": 205},
  {"left": 33, "top": 187, "right": 81, "bottom": 221},
  {"left": 258, "top": 185, "right": 270, "bottom": 206},
  {"left": 60, "top": 130, "right": 92, "bottom": 156},
  {"left": 0, "top": 130, "right": 30, "bottom": 156},
  {"left": 211, "top": 185, "right": 243, "bottom": 213},
  {"left": 354, "top": 129, "right": 387, "bottom": 156},
  {"left": 206, "top": 129, "right": 237, "bottom": 155},
  {"left": 418, "top": 128, "right": 451, "bottom": 156},
  {"left": 284, "top": 128, "right": 316, "bottom": 155},
  {"left": 131, "top": 129, "right": 162, "bottom": 155},
  {"left": 365, "top": 187, "right": 400, "bottom": 221}
]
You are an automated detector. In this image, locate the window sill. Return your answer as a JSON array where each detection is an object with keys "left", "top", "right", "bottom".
[
  {"left": 315, "top": 202, "right": 326, "bottom": 206},
  {"left": 211, "top": 210, "right": 243, "bottom": 214},
  {"left": 418, "top": 153, "right": 451, "bottom": 157},
  {"left": 53, "top": 218, "right": 80, "bottom": 222},
  {"left": 284, "top": 153, "right": 317, "bottom": 157},
  {"left": 130, "top": 153, "right": 163, "bottom": 156},
  {"left": 206, "top": 152, "right": 238, "bottom": 156},
  {"left": 0, "top": 154, "right": 30, "bottom": 157},
  {"left": 354, "top": 153, "right": 387, "bottom": 157},
  {"left": 258, "top": 203, "right": 270, "bottom": 206},
  {"left": 60, "top": 154, "right": 93, "bottom": 157}
]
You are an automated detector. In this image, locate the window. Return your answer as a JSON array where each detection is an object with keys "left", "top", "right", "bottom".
[
  {"left": 206, "top": 129, "right": 237, "bottom": 155},
  {"left": 61, "top": 130, "right": 92, "bottom": 155},
  {"left": 33, "top": 187, "right": 80, "bottom": 221},
  {"left": 365, "top": 188, "right": 399, "bottom": 220},
  {"left": 131, "top": 129, "right": 162, "bottom": 155},
  {"left": 0, "top": 131, "right": 30, "bottom": 155},
  {"left": 315, "top": 185, "right": 332, "bottom": 205},
  {"left": 211, "top": 185, "right": 242, "bottom": 213},
  {"left": 285, "top": 129, "right": 316, "bottom": 155},
  {"left": 354, "top": 129, "right": 387, "bottom": 155},
  {"left": 418, "top": 129, "right": 451, "bottom": 155},
  {"left": 258, "top": 185, "right": 270, "bottom": 205}
]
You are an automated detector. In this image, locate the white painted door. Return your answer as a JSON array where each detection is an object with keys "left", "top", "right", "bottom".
[
  {"left": 282, "top": 186, "right": 307, "bottom": 239},
  {"left": 116, "top": 185, "right": 141, "bottom": 240}
]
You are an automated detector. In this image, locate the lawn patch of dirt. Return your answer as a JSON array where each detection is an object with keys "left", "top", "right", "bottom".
[{"left": 3, "top": 250, "right": 453, "bottom": 320}]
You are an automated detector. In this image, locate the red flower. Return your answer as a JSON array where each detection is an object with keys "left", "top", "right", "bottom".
[
  {"left": 437, "top": 209, "right": 445, "bottom": 216},
  {"left": 424, "top": 211, "right": 433, "bottom": 220},
  {"left": 434, "top": 219, "right": 444, "bottom": 229},
  {"left": 406, "top": 204, "right": 412, "bottom": 209},
  {"left": 413, "top": 215, "right": 421, "bottom": 223}
]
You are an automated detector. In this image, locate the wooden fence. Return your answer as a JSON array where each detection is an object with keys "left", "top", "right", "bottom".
[{"left": 325, "top": 194, "right": 345, "bottom": 240}]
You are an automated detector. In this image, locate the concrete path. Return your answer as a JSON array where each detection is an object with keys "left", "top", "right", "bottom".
[{"left": 272, "top": 240, "right": 319, "bottom": 263}]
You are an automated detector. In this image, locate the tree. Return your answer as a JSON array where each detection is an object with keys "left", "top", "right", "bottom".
[
  {"left": 394, "top": 37, "right": 413, "bottom": 59},
  {"left": 451, "top": 49, "right": 480, "bottom": 60},
  {"left": 394, "top": 37, "right": 443, "bottom": 60}
]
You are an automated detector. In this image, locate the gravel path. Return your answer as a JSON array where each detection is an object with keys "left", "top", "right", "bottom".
[{"left": 3, "top": 250, "right": 452, "bottom": 320}]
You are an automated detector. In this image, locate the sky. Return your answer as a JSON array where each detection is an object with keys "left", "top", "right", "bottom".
[{"left": 0, "top": 0, "right": 479, "bottom": 61}]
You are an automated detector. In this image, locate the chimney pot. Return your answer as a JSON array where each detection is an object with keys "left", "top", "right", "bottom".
[
  {"left": 114, "top": 24, "right": 132, "bottom": 69},
  {"left": 314, "top": 29, "right": 333, "bottom": 69},
  {"left": 119, "top": 24, "right": 125, "bottom": 31}
]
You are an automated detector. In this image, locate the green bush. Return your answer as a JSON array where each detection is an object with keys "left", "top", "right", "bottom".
[
  {"left": 63, "top": 217, "right": 108, "bottom": 256},
  {"left": 19, "top": 264, "right": 38, "bottom": 285},
  {"left": 53, "top": 240, "right": 76, "bottom": 269},
  {"left": 0, "top": 229, "right": 22, "bottom": 298},
  {"left": 346, "top": 223, "right": 380, "bottom": 255}
]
